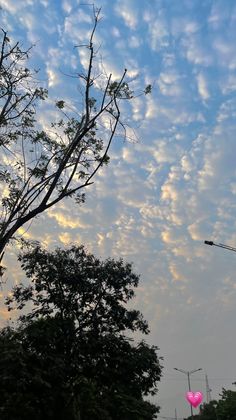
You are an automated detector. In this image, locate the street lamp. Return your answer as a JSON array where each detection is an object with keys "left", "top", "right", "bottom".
[
  {"left": 204, "top": 240, "right": 236, "bottom": 253},
  {"left": 174, "top": 367, "right": 202, "bottom": 420}
]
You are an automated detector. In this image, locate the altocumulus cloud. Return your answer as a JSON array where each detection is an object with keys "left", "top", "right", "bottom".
[{"left": 1, "top": 1, "right": 236, "bottom": 418}]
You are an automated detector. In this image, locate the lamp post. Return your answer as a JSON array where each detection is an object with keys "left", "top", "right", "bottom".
[
  {"left": 174, "top": 367, "right": 202, "bottom": 420},
  {"left": 204, "top": 240, "right": 236, "bottom": 253}
]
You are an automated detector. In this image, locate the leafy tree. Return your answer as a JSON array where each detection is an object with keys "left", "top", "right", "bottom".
[
  {"left": 0, "top": 321, "right": 75, "bottom": 420},
  {"left": 0, "top": 8, "right": 147, "bottom": 269},
  {"left": 1, "top": 244, "right": 163, "bottom": 419},
  {"left": 199, "top": 401, "right": 218, "bottom": 419},
  {"left": 217, "top": 388, "right": 236, "bottom": 419},
  {"left": 184, "top": 388, "right": 236, "bottom": 420},
  {"left": 184, "top": 400, "right": 218, "bottom": 420},
  {"left": 7, "top": 244, "right": 149, "bottom": 333}
]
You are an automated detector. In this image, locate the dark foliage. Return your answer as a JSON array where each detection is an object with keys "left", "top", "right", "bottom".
[
  {"left": 184, "top": 387, "right": 236, "bottom": 420},
  {"left": 1, "top": 244, "right": 163, "bottom": 419}
]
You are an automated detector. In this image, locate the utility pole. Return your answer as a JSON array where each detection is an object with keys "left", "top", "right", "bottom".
[
  {"left": 175, "top": 408, "right": 177, "bottom": 420},
  {"left": 205, "top": 373, "right": 212, "bottom": 403},
  {"left": 174, "top": 367, "right": 202, "bottom": 420}
]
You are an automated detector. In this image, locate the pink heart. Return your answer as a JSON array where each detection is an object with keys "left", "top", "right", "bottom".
[{"left": 186, "top": 391, "right": 203, "bottom": 408}]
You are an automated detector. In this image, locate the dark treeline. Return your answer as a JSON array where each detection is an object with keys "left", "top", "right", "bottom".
[{"left": 184, "top": 387, "right": 236, "bottom": 420}]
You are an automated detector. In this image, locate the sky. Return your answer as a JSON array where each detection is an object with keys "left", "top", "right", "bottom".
[{"left": 1, "top": 0, "right": 236, "bottom": 418}]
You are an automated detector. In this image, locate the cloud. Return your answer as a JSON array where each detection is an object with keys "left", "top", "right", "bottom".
[
  {"left": 171, "top": 16, "right": 200, "bottom": 37},
  {"left": 197, "top": 119, "right": 236, "bottom": 193},
  {"left": 145, "top": 94, "right": 205, "bottom": 126},
  {"left": 161, "top": 182, "right": 179, "bottom": 202},
  {"left": 122, "top": 147, "right": 139, "bottom": 164},
  {"left": 114, "top": 0, "right": 138, "bottom": 30},
  {"left": 169, "top": 262, "right": 187, "bottom": 283},
  {"left": 58, "top": 230, "right": 82, "bottom": 246},
  {"left": 161, "top": 228, "right": 186, "bottom": 246},
  {"left": 219, "top": 73, "right": 236, "bottom": 95},
  {"left": 129, "top": 35, "right": 141, "bottom": 48},
  {"left": 148, "top": 17, "right": 169, "bottom": 51},
  {"left": 63, "top": 12, "right": 92, "bottom": 44},
  {"left": 181, "top": 34, "right": 214, "bottom": 66},
  {"left": 157, "top": 71, "right": 184, "bottom": 97},
  {"left": 47, "top": 210, "right": 90, "bottom": 229},
  {"left": 19, "top": 12, "right": 36, "bottom": 30},
  {"left": 153, "top": 139, "right": 183, "bottom": 164},
  {"left": 188, "top": 220, "right": 212, "bottom": 241},
  {"left": 208, "top": 0, "right": 234, "bottom": 30},
  {"left": 213, "top": 38, "right": 236, "bottom": 70},
  {"left": 1, "top": 0, "right": 22, "bottom": 13},
  {"left": 197, "top": 73, "right": 210, "bottom": 100},
  {"left": 46, "top": 68, "right": 61, "bottom": 88}
]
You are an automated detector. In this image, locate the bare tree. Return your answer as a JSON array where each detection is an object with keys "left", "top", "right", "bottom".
[{"left": 0, "top": 8, "right": 144, "bottom": 272}]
